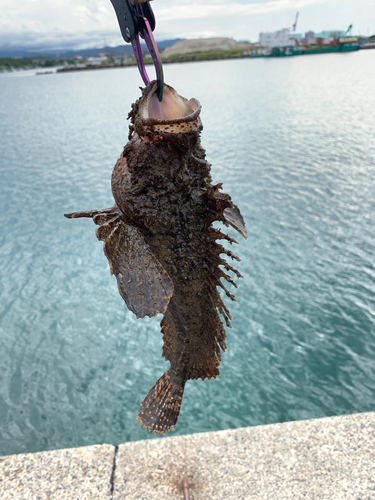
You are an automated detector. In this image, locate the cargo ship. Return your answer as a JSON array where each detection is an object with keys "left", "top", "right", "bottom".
[
  {"left": 271, "top": 43, "right": 358, "bottom": 57},
  {"left": 249, "top": 42, "right": 359, "bottom": 58}
]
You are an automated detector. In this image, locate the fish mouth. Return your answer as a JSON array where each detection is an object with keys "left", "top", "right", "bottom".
[{"left": 134, "top": 81, "right": 202, "bottom": 136}]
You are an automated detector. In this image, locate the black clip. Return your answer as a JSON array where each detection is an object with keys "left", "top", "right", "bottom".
[
  {"left": 109, "top": 0, "right": 155, "bottom": 43},
  {"left": 110, "top": 0, "right": 163, "bottom": 101}
]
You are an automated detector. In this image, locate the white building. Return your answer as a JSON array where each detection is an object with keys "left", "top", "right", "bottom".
[
  {"left": 86, "top": 55, "right": 109, "bottom": 66},
  {"left": 259, "top": 29, "right": 295, "bottom": 48}
]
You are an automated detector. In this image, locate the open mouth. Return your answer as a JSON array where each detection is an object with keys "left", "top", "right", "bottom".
[
  {"left": 133, "top": 82, "right": 202, "bottom": 136},
  {"left": 148, "top": 86, "right": 198, "bottom": 120},
  {"left": 138, "top": 82, "right": 200, "bottom": 121}
]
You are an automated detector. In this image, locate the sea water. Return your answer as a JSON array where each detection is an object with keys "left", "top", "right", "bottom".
[{"left": 0, "top": 51, "right": 374, "bottom": 456}]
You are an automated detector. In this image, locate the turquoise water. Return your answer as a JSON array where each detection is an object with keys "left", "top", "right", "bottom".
[{"left": 0, "top": 52, "right": 374, "bottom": 457}]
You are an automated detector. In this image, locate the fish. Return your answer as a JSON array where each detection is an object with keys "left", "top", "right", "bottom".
[{"left": 64, "top": 81, "right": 247, "bottom": 435}]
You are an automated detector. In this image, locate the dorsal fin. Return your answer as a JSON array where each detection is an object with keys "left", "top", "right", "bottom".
[
  {"left": 204, "top": 185, "right": 246, "bottom": 331},
  {"left": 65, "top": 205, "right": 174, "bottom": 319}
]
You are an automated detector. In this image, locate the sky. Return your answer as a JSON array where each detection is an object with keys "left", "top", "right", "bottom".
[{"left": 0, "top": 0, "right": 374, "bottom": 52}]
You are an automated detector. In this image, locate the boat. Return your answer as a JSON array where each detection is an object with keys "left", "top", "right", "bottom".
[
  {"left": 248, "top": 42, "right": 359, "bottom": 59},
  {"left": 300, "top": 44, "right": 359, "bottom": 55}
]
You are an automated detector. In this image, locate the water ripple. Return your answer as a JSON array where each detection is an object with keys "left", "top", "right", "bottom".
[{"left": 0, "top": 52, "right": 375, "bottom": 455}]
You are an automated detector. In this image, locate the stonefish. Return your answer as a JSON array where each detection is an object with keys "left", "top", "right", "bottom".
[{"left": 65, "top": 82, "right": 247, "bottom": 435}]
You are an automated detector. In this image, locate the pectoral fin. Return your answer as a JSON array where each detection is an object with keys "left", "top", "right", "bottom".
[
  {"left": 204, "top": 183, "right": 247, "bottom": 239},
  {"left": 224, "top": 205, "right": 247, "bottom": 239},
  {"left": 65, "top": 205, "right": 174, "bottom": 319}
]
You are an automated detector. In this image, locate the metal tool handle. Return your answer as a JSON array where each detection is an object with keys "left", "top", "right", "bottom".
[
  {"left": 109, "top": 0, "right": 139, "bottom": 42},
  {"left": 110, "top": 0, "right": 163, "bottom": 101},
  {"left": 109, "top": 0, "right": 155, "bottom": 42}
]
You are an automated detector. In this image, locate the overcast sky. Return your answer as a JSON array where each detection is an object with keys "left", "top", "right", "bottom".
[{"left": 0, "top": 0, "right": 373, "bottom": 51}]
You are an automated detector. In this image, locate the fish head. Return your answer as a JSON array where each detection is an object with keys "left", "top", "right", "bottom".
[
  {"left": 130, "top": 81, "right": 202, "bottom": 139},
  {"left": 114, "top": 82, "right": 210, "bottom": 234}
]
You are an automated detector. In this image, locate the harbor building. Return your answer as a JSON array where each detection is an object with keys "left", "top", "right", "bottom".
[{"left": 259, "top": 29, "right": 295, "bottom": 48}]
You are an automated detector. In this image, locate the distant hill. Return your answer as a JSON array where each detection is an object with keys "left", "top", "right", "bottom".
[
  {"left": 0, "top": 39, "right": 183, "bottom": 59},
  {"left": 162, "top": 38, "right": 250, "bottom": 58}
]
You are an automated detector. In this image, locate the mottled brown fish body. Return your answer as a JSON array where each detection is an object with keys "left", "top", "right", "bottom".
[{"left": 65, "top": 81, "right": 246, "bottom": 435}]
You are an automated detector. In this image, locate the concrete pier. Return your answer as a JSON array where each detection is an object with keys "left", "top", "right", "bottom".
[{"left": 1, "top": 412, "right": 374, "bottom": 499}]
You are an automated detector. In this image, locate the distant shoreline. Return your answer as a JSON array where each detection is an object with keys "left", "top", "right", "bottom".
[
  {"left": 56, "top": 44, "right": 374, "bottom": 74},
  {"left": 56, "top": 52, "right": 249, "bottom": 74}
]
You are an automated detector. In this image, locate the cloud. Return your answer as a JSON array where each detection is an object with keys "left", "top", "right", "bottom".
[
  {"left": 0, "top": 0, "right": 115, "bottom": 35},
  {"left": 0, "top": 0, "right": 374, "bottom": 51},
  {"left": 157, "top": 0, "right": 325, "bottom": 22},
  {"left": 0, "top": 0, "right": 322, "bottom": 34}
]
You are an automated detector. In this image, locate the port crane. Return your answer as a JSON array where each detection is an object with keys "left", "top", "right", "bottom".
[
  {"left": 335, "top": 24, "right": 357, "bottom": 44},
  {"left": 345, "top": 24, "right": 353, "bottom": 36},
  {"left": 292, "top": 11, "right": 299, "bottom": 32},
  {"left": 288, "top": 12, "right": 300, "bottom": 46}
]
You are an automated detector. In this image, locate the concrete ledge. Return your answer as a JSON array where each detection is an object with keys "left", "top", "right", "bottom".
[
  {"left": 0, "top": 444, "right": 115, "bottom": 499},
  {"left": 1, "top": 412, "right": 374, "bottom": 499},
  {"left": 114, "top": 412, "right": 375, "bottom": 499}
]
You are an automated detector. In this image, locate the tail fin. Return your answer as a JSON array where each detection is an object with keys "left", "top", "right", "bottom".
[{"left": 137, "top": 370, "right": 185, "bottom": 435}]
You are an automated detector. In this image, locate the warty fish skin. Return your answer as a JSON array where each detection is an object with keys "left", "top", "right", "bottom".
[{"left": 65, "top": 81, "right": 247, "bottom": 435}]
